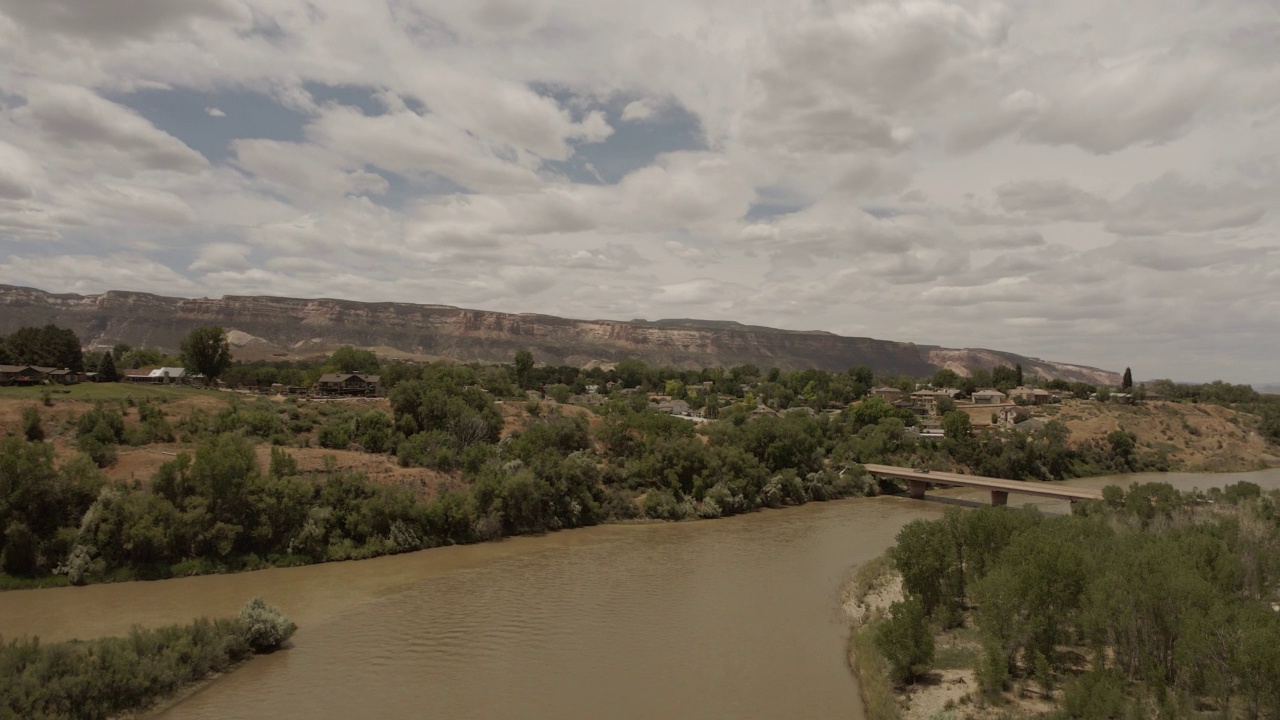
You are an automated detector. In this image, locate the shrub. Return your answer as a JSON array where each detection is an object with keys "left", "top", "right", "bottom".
[
  {"left": 317, "top": 421, "right": 350, "bottom": 450},
  {"left": 398, "top": 431, "right": 459, "bottom": 471},
  {"left": 238, "top": 597, "right": 297, "bottom": 652},
  {"left": 1, "top": 522, "right": 39, "bottom": 576},
  {"left": 874, "top": 594, "right": 935, "bottom": 684},
  {"left": 601, "top": 486, "right": 640, "bottom": 520},
  {"left": 21, "top": 406, "right": 43, "bottom": 442},
  {"left": 643, "top": 489, "right": 687, "bottom": 520},
  {"left": 696, "top": 497, "right": 723, "bottom": 519}
]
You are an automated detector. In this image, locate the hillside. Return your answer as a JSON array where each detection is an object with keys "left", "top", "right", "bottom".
[
  {"left": 0, "top": 284, "right": 1119, "bottom": 383},
  {"left": 1041, "top": 399, "right": 1279, "bottom": 471}
]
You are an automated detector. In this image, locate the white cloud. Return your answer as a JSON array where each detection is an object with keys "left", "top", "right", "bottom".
[
  {"left": 621, "top": 99, "right": 658, "bottom": 122},
  {"left": 0, "top": 0, "right": 1276, "bottom": 380}
]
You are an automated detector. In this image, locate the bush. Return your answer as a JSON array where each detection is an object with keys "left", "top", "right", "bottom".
[
  {"left": 397, "top": 431, "right": 459, "bottom": 471},
  {"left": 643, "top": 489, "right": 684, "bottom": 520},
  {"left": 0, "top": 604, "right": 289, "bottom": 720},
  {"left": 21, "top": 406, "right": 43, "bottom": 442},
  {"left": 238, "top": 597, "right": 297, "bottom": 652},
  {"left": 696, "top": 497, "right": 723, "bottom": 519},
  {"left": 317, "top": 421, "right": 350, "bottom": 450},
  {"left": 874, "top": 594, "right": 935, "bottom": 684},
  {"left": 1, "top": 522, "right": 39, "bottom": 576}
]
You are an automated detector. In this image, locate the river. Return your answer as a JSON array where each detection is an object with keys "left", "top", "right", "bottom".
[{"left": 2, "top": 469, "right": 1278, "bottom": 720}]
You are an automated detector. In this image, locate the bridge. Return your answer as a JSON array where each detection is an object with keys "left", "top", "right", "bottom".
[{"left": 862, "top": 464, "right": 1106, "bottom": 506}]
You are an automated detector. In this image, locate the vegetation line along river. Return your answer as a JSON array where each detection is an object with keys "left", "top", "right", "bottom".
[{"left": 3, "top": 469, "right": 1278, "bottom": 719}]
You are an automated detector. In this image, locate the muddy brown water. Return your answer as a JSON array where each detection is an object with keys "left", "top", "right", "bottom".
[{"left": 2, "top": 469, "right": 1278, "bottom": 720}]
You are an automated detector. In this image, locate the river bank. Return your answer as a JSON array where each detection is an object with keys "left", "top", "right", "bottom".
[
  {"left": 841, "top": 467, "right": 1280, "bottom": 720},
  {"left": 3, "top": 468, "right": 1278, "bottom": 720}
]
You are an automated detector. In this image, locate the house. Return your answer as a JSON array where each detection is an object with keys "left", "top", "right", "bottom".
[
  {"left": 315, "top": 373, "right": 384, "bottom": 397},
  {"left": 124, "top": 367, "right": 193, "bottom": 384},
  {"left": 910, "top": 390, "right": 942, "bottom": 415},
  {"left": 871, "top": 386, "right": 902, "bottom": 403},
  {"left": 1010, "top": 387, "right": 1054, "bottom": 405},
  {"left": 0, "top": 365, "right": 47, "bottom": 386},
  {"left": 1013, "top": 417, "right": 1048, "bottom": 433},
  {"left": 972, "top": 389, "right": 1008, "bottom": 404},
  {"left": 152, "top": 367, "right": 189, "bottom": 384},
  {"left": 751, "top": 404, "right": 781, "bottom": 418},
  {"left": 999, "top": 406, "right": 1031, "bottom": 426},
  {"left": 46, "top": 369, "right": 82, "bottom": 385},
  {"left": 657, "top": 399, "right": 692, "bottom": 416}
]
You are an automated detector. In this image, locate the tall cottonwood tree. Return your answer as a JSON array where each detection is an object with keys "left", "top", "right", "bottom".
[{"left": 180, "top": 326, "right": 232, "bottom": 384}]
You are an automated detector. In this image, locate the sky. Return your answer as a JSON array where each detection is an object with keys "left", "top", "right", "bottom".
[{"left": 0, "top": 0, "right": 1277, "bottom": 383}]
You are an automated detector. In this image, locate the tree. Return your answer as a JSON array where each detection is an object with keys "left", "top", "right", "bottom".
[
  {"left": 875, "top": 594, "right": 935, "bottom": 684},
  {"left": 931, "top": 368, "right": 960, "bottom": 389},
  {"left": 1122, "top": 367, "right": 1133, "bottom": 390},
  {"left": 991, "top": 365, "right": 1019, "bottom": 392},
  {"left": 848, "top": 365, "right": 874, "bottom": 388},
  {"left": 180, "top": 326, "right": 232, "bottom": 383},
  {"left": 326, "top": 346, "right": 379, "bottom": 374},
  {"left": 1015, "top": 363, "right": 1024, "bottom": 386},
  {"left": 514, "top": 349, "right": 535, "bottom": 389},
  {"left": 3, "top": 325, "right": 84, "bottom": 370},
  {"left": 942, "top": 410, "right": 973, "bottom": 441},
  {"left": 97, "top": 351, "right": 119, "bottom": 382}
]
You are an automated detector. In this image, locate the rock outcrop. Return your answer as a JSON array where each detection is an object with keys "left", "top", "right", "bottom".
[{"left": 0, "top": 284, "right": 1119, "bottom": 383}]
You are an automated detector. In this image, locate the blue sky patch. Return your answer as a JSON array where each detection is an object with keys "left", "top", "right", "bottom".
[
  {"left": 303, "top": 83, "right": 388, "bottom": 117},
  {"left": 535, "top": 86, "right": 707, "bottom": 185},
  {"left": 744, "top": 201, "right": 808, "bottom": 222},
  {"left": 108, "top": 87, "right": 310, "bottom": 163}
]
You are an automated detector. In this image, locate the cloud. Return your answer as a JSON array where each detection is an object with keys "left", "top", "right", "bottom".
[
  {"left": 1020, "top": 49, "right": 1227, "bottom": 154},
  {"left": 14, "top": 85, "right": 207, "bottom": 175},
  {"left": 0, "top": 253, "right": 200, "bottom": 295},
  {"left": 621, "top": 99, "right": 659, "bottom": 122},
  {"left": 0, "top": 0, "right": 239, "bottom": 44},
  {"left": 0, "top": 0, "right": 1276, "bottom": 381},
  {"left": 972, "top": 230, "right": 1047, "bottom": 249},
  {"left": 1106, "top": 173, "right": 1268, "bottom": 236},
  {"left": 189, "top": 243, "right": 251, "bottom": 273},
  {"left": 995, "top": 179, "right": 1109, "bottom": 223}
]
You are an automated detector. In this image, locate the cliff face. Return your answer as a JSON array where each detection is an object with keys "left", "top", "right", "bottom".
[{"left": 0, "top": 284, "right": 1118, "bottom": 383}]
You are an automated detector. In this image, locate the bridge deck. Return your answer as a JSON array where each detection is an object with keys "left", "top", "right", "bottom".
[{"left": 862, "top": 464, "right": 1105, "bottom": 502}]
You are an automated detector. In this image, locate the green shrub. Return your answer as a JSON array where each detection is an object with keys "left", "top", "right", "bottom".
[
  {"left": 21, "top": 406, "right": 43, "bottom": 442},
  {"left": 0, "top": 602, "right": 292, "bottom": 720},
  {"left": 238, "top": 597, "right": 297, "bottom": 652},
  {"left": 874, "top": 594, "right": 934, "bottom": 684},
  {"left": 397, "top": 431, "right": 458, "bottom": 471},
  {"left": 317, "top": 421, "right": 350, "bottom": 450}
]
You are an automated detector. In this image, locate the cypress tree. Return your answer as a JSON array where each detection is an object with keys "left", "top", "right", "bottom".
[{"left": 98, "top": 351, "right": 120, "bottom": 382}]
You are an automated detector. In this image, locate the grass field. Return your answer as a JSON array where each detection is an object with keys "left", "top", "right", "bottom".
[{"left": 0, "top": 383, "right": 215, "bottom": 403}]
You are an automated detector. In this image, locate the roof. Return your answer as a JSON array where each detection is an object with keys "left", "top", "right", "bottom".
[
  {"left": 318, "top": 373, "right": 381, "bottom": 383},
  {"left": 872, "top": 386, "right": 900, "bottom": 392},
  {"left": 973, "top": 389, "right": 1007, "bottom": 397},
  {"left": 148, "top": 367, "right": 186, "bottom": 378}
]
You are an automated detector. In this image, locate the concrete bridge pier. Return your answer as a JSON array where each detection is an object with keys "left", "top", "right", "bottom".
[
  {"left": 990, "top": 490, "right": 1009, "bottom": 507},
  {"left": 907, "top": 479, "right": 928, "bottom": 500}
]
